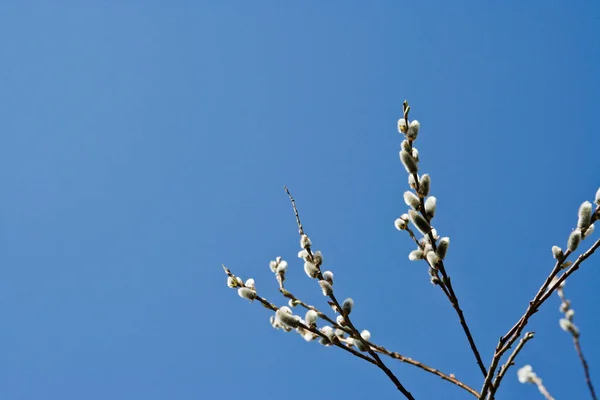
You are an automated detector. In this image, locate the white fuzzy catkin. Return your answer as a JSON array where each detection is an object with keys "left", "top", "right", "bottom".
[
  {"left": 238, "top": 287, "right": 257, "bottom": 301},
  {"left": 399, "top": 150, "right": 418, "bottom": 174},
  {"left": 426, "top": 251, "right": 440, "bottom": 267},
  {"left": 409, "top": 249, "right": 424, "bottom": 261},
  {"left": 577, "top": 201, "right": 593, "bottom": 230},
  {"left": 559, "top": 318, "right": 579, "bottom": 337},
  {"left": 395, "top": 217, "right": 407, "bottom": 230},
  {"left": 407, "top": 120, "right": 420, "bottom": 140},
  {"left": 424, "top": 196, "right": 436, "bottom": 219},
  {"left": 409, "top": 209, "right": 432, "bottom": 234},
  {"left": 551, "top": 245, "right": 563, "bottom": 260},
  {"left": 312, "top": 251, "right": 323, "bottom": 267},
  {"left": 595, "top": 188, "right": 600, "bottom": 206},
  {"left": 300, "top": 234, "right": 311, "bottom": 249},
  {"left": 342, "top": 298, "right": 354, "bottom": 316},
  {"left": 398, "top": 118, "right": 407, "bottom": 134},
  {"left": 436, "top": 237, "right": 450, "bottom": 259},
  {"left": 517, "top": 365, "right": 536, "bottom": 384},
  {"left": 305, "top": 310, "right": 318, "bottom": 327},
  {"left": 417, "top": 174, "right": 430, "bottom": 198},
  {"left": 404, "top": 191, "right": 421, "bottom": 209},
  {"left": 322, "top": 270, "right": 334, "bottom": 285},
  {"left": 304, "top": 261, "right": 320, "bottom": 278},
  {"left": 567, "top": 230, "right": 581, "bottom": 252},
  {"left": 319, "top": 280, "right": 333, "bottom": 296}
]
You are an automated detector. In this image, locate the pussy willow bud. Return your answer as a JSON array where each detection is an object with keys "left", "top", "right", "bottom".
[
  {"left": 401, "top": 140, "right": 410, "bottom": 151},
  {"left": 408, "top": 209, "right": 431, "bottom": 234},
  {"left": 560, "top": 300, "right": 571, "bottom": 313},
  {"left": 424, "top": 196, "right": 436, "bottom": 219},
  {"left": 517, "top": 365, "right": 536, "bottom": 384},
  {"left": 276, "top": 308, "right": 300, "bottom": 328},
  {"left": 404, "top": 191, "right": 421, "bottom": 209},
  {"left": 407, "top": 120, "right": 420, "bottom": 140},
  {"left": 238, "top": 287, "right": 257, "bottom": 301},
  {"left": 227, "top": 276, "right": 237, "bottom": 288},
  {"left": 289, "top": 299, "right": 301, "bottom": 308},
  {"left": 354, "top": 330, "right": 372, "bottom": 352},
  {"left": 584, "top": 224, "right": 594, "bottom": 238},
  {"left": 300, "top": 234, "right": 311, "bottom": 249},
  {"left": 394, "top": 217, "right": 407, "bottom": 230},
  {"left": 297, "top": 249, "right": 309, "bottom": 260},
  {"left": 436, "top": 237, "right": 450, "bottom": 259},
  {"left": 304, "top": 261, "right": 320, "bottom": 278},
  {"left": 595, "top": 188, "right": 600, "bottom": 206},
  {"left": 559, "top": 318, "right": 579, "bottom": 337},
  {"left": 552, "top": 245, "right": 564, "bottom": 260},
  {"left": 400, "top": 150, "right": 418, "bottom": 174},
  {"left": 409, "top": 249, "right": 424, "bottom": 261},
  {"left": 411, "top": 148, "right": 419, "bottom": 162},
  {"left": 305, "top": 310, "right": 318, "bottom": 328},
  {"left": 398, "top": 118, "right": 407, "bottom": 134},
  {"left": 277, "top": 260, "right": 288, "bottom": 273},
  {"left": 245, "top": 278, "right": 255, "bottom": 290},
  {"left": 408, "top": 174, "right": 417, "bottom": 189},
  {"left": 312, "top": 251, "right": 323, "bottom": 267},
  {"left": 577, "top": 201, "right": 593, "bottom": 230},
  {"left": 417, "top": 174, "right": 430, "bottom": 198},
  {"left": 319, "top": 280, "right": 333, "bottom": 296},
  {"left": 567, "top": 230, "right": 581, "bottom": 252},
  {"left": 342, "top": 298, "right": 354, "bottom": 316},
  {"left": 322, "top": 270, "right": 334, "bottom": 285},
  {"left": 565, "top": 309, "right": 575, "bottom": 321},
  {"left": 320, "top": 326, "right": 336, "bottom": 345},
  {"left": 269, "top": 260, "right": 278, "bottom": 273},
  {"left": 560, "top": 261, "right": 573, "bottom": 269},
  {"left": 426, "top": 251, "right": 441, "bottom": 268}
]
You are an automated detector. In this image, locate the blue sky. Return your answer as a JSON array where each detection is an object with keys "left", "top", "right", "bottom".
[{"left": 1, "top": 1, "right": 599, "bottom": 399}]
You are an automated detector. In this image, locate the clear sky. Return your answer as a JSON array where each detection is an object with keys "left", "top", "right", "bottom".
[{"left": 1, "top": 1, "right": 599, "bottom": 399}]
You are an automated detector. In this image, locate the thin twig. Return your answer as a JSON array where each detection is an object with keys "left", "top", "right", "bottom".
[
  {"left": 284, "top": 187, "right": 416, "bottom": 400},
  {"left": 574, "top": 336, "right": 597, "bottom": 400},
  {"left": 488, "top": 332, "right": 535, "bottom": 398}
]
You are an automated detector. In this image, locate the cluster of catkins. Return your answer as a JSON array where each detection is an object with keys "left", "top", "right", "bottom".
[
  {"left": 551, "top": 190, "right": 599, "bottom": 268},
  {"left": 226, "top": 233, "right": 371, "bottom": 351},
  {"left": 393, "top": 115, "right": 449, "bottom": 284},
  {"left": 557, "top": 283, "right": 579, "bottom": 338}
]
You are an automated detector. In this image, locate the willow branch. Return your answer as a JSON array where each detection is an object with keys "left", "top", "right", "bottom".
[
  {"left": 480, "top": 237, "right": 600, "bottom": 399},
  {"left": 285, "top": 186, "right": 416, "bottom": 400},
  {"left": 573, "top": 336, "right": 597, "bottom": 400},
  {"left": 282, "top": 288, "right": 479, "bottom": 397}
]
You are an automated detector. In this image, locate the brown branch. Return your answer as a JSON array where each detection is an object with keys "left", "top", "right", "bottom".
[
  {"left": 488, "top": 332, "right": 535, "bottom": 398},
  {"left": 222, "top": 265, "right": 376, "bottom": 365},
  {"left": 401, "top": 127, "right": 486, "bottom": 377},
  {"left": 284, "top": 187, "right": 416, "bottom": 400},
  {"left": 282, "top": 288, "right": 479, "bottom": 397},
  {"left": 480, "top": 237, "right": 600, "bottom": 399},
  {"left": 573, "top": 336, "right": 597, "bottom": 400}
]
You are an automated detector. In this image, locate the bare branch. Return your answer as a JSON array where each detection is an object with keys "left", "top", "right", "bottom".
[{"left": 489, "top": 332, "right": 535, "bottom": 397}]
